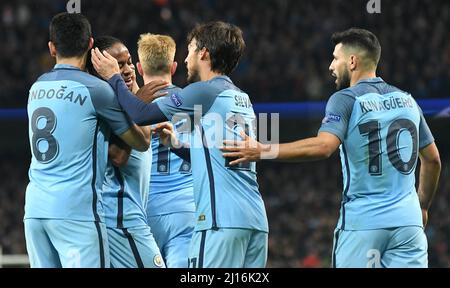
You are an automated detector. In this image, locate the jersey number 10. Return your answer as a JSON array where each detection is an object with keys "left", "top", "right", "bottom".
[{"left": 358, "top": 118, "right": 418, "bottom": 176}]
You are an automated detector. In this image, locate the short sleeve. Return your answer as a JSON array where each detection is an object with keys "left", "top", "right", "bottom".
[
  {"left": 156, "top": 81, "right": 220, "bottom": 121},
  {"left": 417, "top": 106, "right": 435, "bottom": 149},
  {"left": 90, "top": 81, "right": 132, "bottom": 135},
  {"left": 318, "top": 91, "right": 355, "bottom": 142}
]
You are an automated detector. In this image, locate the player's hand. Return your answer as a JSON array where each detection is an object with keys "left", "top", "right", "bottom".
[
  {"left": 152, "top": 122, "right": 179, "bottom": 148},
  {"left": 135, "top": 80, "right": 170, "bottom": 103},
  {"left": 221, "top": 131, "right": 270, "bottom": 165},
  {"left": 91, "top": 48, "right": 120, "bottom": 80},
  {"left": 422, "top": 208, "right": 428, "bottom": 228}
]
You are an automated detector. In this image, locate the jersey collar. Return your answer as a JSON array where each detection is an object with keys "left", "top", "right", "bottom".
[
  {"left": 160, "top": 84, "right": 177, "bottom": 91},
  {"left": 355, "top": 77, "right": 384, "bottom": 85},
  {"left": 53, "top": 64, "right": 82, "bottom": 70},
  {"left": 211, "top": 75, "right": 233, "bottom": 84}
]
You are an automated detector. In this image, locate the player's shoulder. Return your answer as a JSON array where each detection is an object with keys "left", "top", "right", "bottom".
[
  {"left": 165, "top": 84, "right": 183, "bottom": 96},
  {"left": 38, "top": 68, "right": 112, "bottom": 92},
  {"left": 324, "top": 89, "right": 358, "bottom": 119},
  {"left": 208, "top": 75, "right": 243, "bottom": 92},
  {"left": 29, "top": 73, "right": 51, "bottom": 92},
  {"left": 329, "top": 87, "right": 357, "bottom": 103},
  {"left": 382, "top": 82, "right": 410, "bottom": 97},
  {"left": 353, "top": 77, "right": 410, "bottom": 97},
  {"left": 75, "top": 72, "right": 112, "bottom": 91},
  {"left": 35, "top": 71, "right": 53, "bottom": 83},
  {"left": 152, "top": 85, "right": 182, "bottom": 104},
  {"left": 184, "top": 76, "right": 239, "bottom": 96},
  {"left": 81, "top": 75, "right": 116, "bottom": 99}
]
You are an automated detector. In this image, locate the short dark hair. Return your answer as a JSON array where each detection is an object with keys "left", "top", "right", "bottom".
[
  {"left": 187, "top": 21, "right": 245, "bottom": 76},
  {"left": 94, "top": 35, "right": 122, "bottom": 52},
  {"left": 331, "top": 28, "right": 381, "bottom": 67},
  {"left": 86, "top": 36, "right": 122, "bottom": 76},
  {"left": 49, "top": 12, "right": 92, "bottom": 58}
]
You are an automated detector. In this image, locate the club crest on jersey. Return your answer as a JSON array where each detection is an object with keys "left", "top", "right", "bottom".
[
  {"left": 153, "top": 255, "right": 164, "bottom": 267},
  {"left": 170, "top": 93, "right": 183, "bottom": 107},
  {"left": 322, "top": 113, "right": 341, "bottom": 124}
]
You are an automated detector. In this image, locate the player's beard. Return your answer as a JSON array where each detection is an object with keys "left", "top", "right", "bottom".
[
  {"left": 336, "top": 68, "right": 351, "bottom": 90},
  {"left": 187, "top": 65, "right": 201, "bottom": 84}
]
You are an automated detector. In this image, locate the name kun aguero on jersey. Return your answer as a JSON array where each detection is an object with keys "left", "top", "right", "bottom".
[
  {"left": 359, "top": 94, "right": 414, "bottom": 113},
  {"left": 28, "top": 86, "right": 88, "bottom": 106}
]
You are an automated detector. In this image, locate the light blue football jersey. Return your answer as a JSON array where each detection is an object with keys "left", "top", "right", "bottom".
[
  {"left": 156, "top": 76, "right": 269, "bottom": 233},
  {"left": 319, "top": 77, "right": 434, "bottom": 230},
  {"left": 25, "top": 64, "right": 131, "bottom": 222},
  {"left": 102, "top": 147, "right": 151, "bottom": 228},
  {"left": 147, "top": 85, "right": 195, "bottom": 217}
]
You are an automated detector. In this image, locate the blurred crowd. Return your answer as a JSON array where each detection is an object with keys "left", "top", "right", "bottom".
[
  {"left": 1, "top": 0, "right": 449, "bottom": 107},
  {"left": 0, "top": 156, "right": 27, "bottom": 256},
  {"left": 1, "top": 152, "right": 449, "bottom": 267}
]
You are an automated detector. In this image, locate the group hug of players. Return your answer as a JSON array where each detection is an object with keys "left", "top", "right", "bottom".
[{"left": 25, "top": 12, "right": 440, "bottom": 268}]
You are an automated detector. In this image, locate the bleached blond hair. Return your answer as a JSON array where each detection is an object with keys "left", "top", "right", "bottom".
[{"left": 137, "top": 33, "right": 176, "bottom": 75}]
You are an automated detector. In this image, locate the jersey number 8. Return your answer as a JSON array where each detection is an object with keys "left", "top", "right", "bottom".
[{"left": 31, "top": 107, "right": 59, "bottom": 164}]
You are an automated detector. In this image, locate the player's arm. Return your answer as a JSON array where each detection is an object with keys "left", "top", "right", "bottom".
[
  {"left": 222, "top": 131, "right": 340, "bottom": 165},
  {"left": 417, "top": 142, "right": 441, "bottom": 227},
  {"left": 108, "top": 73, "right": 169, "bottom": 125},
  {"left": 118, "top": 124, "right": 151, "bottom": 152},
  {"left": 275, "top": 132, "right": 341, "bottom": 161},
  {"left": 152, "top": 122, "right": 190, "bottom": 162},
  {"left": 222, "top": 91, "right": 352, "bottom": 165},
  {"left": 108, "top": 134, "right": 131, "bottom": 167},
  {"left": 136, "top": 81, "right": 170, "bottom": 104},
  {"left": 90, "top": 79, "right": 150, "bottom": 152},
  {"left": 109, "top": 123, "right": 152, "bottom": 165},
  {"left": 416, "top": 108, "right": 441, "bottom": 227},
  {"left": 92, "top": 48, "right": 220, "bottom": 126},
  {"left": 91, "top": 48, "right": 169, "bottom": 125}
]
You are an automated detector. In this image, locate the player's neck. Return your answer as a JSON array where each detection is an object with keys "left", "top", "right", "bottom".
[
  {"left": 56, "top": 56, "right": 86, "bottom": 70},
  {"left": 143, "top": 74, "right": 172, "bottom": 86},
  {"left": 201, "top": 69, "right": 223, "bottom": 82},
  {"left": 350, "top": 70, "right": 377, "bottom": 87}
]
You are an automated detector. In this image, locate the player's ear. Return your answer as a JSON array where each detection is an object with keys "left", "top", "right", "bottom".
[
  {"left": 88, "top": 37, "right": 94, "bottom": 50},
  {"left": 137, "top": 62, "right": 144, "bottom": 76},
  {"left": 48, "top": 41, "right": 57, "bottom": 58},
  {"left": 349, "top": 54, "right": 358, "bottom": 71},
  {"left": 199, "top": 47, "right": 208, "bottom": 61},
  {"left": 171, "top": 61, "right": 178, "bottom": 76}
]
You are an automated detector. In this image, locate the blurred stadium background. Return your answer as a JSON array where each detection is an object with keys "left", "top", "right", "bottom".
[{"left": 0, "top": 0, "right": 449, "bottom": 267}]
